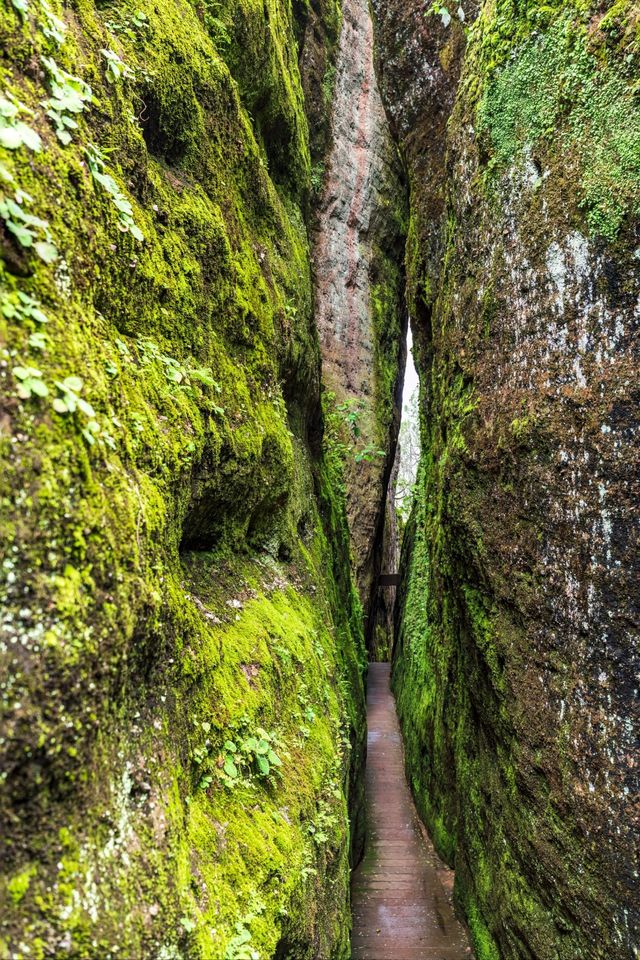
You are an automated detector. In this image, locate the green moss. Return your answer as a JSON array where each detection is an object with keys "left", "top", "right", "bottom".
[
  {"left": 473, "top": 3, "right": 640, "bottom": 238},
  {"left": 7, "top": 867, "right": 36, "bottom": 905},
  {"left": 211, "top": 0, "right": 312, "bottom": 199},
  {"left": 164, "top": 580, "right": 359, "bottom": 958},
  {"left": 0, "top": 0, "right": 365, "bottom": 953},
  {"left": 392, "top": 2, "right": 637, "bottom": 956},
  {"left": 370, "top": 252, "right": 406, "bottom": 445},
  {"left": 463, "top": 894, "right": 500, "bottom": 960}
]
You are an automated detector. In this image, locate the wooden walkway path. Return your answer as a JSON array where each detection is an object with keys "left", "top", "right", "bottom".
[{"left": 351, "top": 663, "right": 472, "bottom": 959}]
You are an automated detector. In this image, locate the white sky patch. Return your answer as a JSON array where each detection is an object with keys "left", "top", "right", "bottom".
[{"left": 396, "top": 325, "right": 420, "bottom": 518}]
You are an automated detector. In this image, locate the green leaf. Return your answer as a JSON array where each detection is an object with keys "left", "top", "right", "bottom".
[
  {"left": 10, "top": 0, "right": 29, "bottom": 18},
  {"left": 30, "top": 378, "right": 49, "bottom": 397},
  {"left": 13, "top": 365, "right": 37, "bottom": 380},
  {"left": 16, "top": 123, "right": 41, "bottom": 152},
  {"left": 76, "top": 397, "right": 96, "bottom": 418},
  {"left": 0, "top": 99, "right": 18, "bottom": 120},
  {"left": 256, "top": 739, "right": 270, "bottom": 755},
  {"left": 34, "top": 240, "right": 58, "bottom": 263},
  {"left": 223, "top": 740, "right": 236, "bottom": 753},
  {"left": 188, "top": 367, "right": 216, "bottom": 387},
  {"left": 0, "top": 127, "right": 23, "bottom": 150},
  {"left": 129, "top": 223, "right": 144, "bottom": 241},
  {"left": 7, "top": 221, "right": 34, "bottom": 247},
  {"left": 223, "top": 758, "right": 238, "bottom": 779},
  {"left": 267, "top": 749, "right": 281, "bottom": 767},
  {"left": 256, "top": 755, "right": 270, "bottom": 776},
  {"left": 61, "top": 375, "right": 83, "bottom": 392},
  {"left": 53, "top": 397, "right": 70, "bottom": 413},
  {"left": 28, "top": 331, "right": 47, "bottom": 350},
  {"left": 112, "top": 195, "right": 132, "bottom": 214},
  {"left": 55, "top": 128, "right": 72, "bottom": 146}
]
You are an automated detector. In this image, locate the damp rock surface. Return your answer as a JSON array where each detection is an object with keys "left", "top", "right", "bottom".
[
  {"left": 313, "top": 0, "right": 407, "bottom": 659},
  {"left": 372, "top": 1, "right": 640, "bottom": 958},
  {"left": 0, "top": 0, "right": 366, "bottom": 955}
]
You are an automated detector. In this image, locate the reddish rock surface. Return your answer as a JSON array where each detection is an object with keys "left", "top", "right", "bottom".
[{"left": 313, "top": 0, "right": 406, "bottom": 655}]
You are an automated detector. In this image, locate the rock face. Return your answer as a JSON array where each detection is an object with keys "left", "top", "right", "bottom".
[
  {"left": 373, "top": 2, "right": 640, "bottom": 958},
  {"left": 313, "top": 0, "right": 407, "bottom": 658},
  {"left": 0, "top": 0, "right": 365, "bottom": 955}
]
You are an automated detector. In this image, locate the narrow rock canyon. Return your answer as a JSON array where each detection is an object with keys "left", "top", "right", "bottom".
[{"left": 0, "top": 0, "right": 638, "bottom": 958}]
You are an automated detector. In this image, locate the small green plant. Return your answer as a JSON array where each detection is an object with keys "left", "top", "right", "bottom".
[
  {"left": 297, "top": 724, "right": 311, "bottom": 742},
  {"left": 41, "top": 57, "right": 93, "bottom": 145},
  {"left": 10, "top": 0, "right": 28, "bottom": 20},
  {"left": 53, "top": 376, "right": 104, "bottom": 445},
  {"left": 0, "top": 190, "right": 58, "bottom": 262},
  {"left": 354, "top": 443, "right": 385, "bottom": 464},
  {"left": 307, "top": 794, "right": 339, "bottom": 847},
  {"left": 219, "top": 730, "right": 282, "bottom": 785},
  {"left": 429, "top": 3, "right": 451, "bottom": 26},
  {"left": 137, "top": 338, "right": 222, "bottom": 402},
  {"left": 105, "top": 9, "right": 149, "bottom": 40},
  {"left": 203, "top": 2, "right": 231, "bottom": 49},
  {"left": 336, "top": 397, "right": 365, "bottom": 439},
  {"left": 115, "top": 337, "right": 133, "bottom": 359},
  {"left": 224, "top": 923, "right": 258, "bottom": 960},
  {"left": 85, "top": 144, "right": 144, "bottom": 241},
  {"left": 426, "top": 2, "right": 464, "bottom": 26},
  {"left": 307, "top": 822, "right": 328, "bottom": 845},
  {"left": 1, "top": 290, "right": 50, "bottom": 325},
  {"left": 188, "top": 366, "right": 218, "bottom": 388},
  {"left": 310, "top": 161, "right": 325, "bottom": 194},
  {"left": 28, "top": 330, "right": 48, "bottom": 350},
  {"left": 322, "top": 64, "right": 336, "bottom": 106},
  {"left": 12, "top": 365, "right": 48, "bottom": 399},
  {"left": 101, "top": 48, "right": 134, "bottom": 83},
  {"left": 0, "top": 95, "right": 41, "bottom": 152},
  {"left": 40, "top": 0, "right": 67, "bottom": 45},
  {"left": 52, "top": 375, "right": 94, "bottom": 416},
  {"left": 192, "top": 722, "right": 283, "bottom": 791}
]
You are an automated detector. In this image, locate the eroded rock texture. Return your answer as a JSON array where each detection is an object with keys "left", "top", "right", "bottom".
[
  {"left": 373, "top": 1, "right": 640, "bottom": 958},
  {"left": 0, "top": 0, "right": 366, "bottom": 955},
  {"left": 313, "top": 0, "right": 407, "bottom": 658}
]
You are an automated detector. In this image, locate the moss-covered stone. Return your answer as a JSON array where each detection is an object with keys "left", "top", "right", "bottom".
[
  {"left": 0, "top": 0, "right": 366, "bottom": 954},
  {"left": 374, "top": 0, "right": 639, "bottom": 958}
]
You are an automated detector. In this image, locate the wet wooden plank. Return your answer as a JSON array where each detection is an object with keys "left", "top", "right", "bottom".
[{"left": 351, "top": 662, "right": 474, "bottom": 960}]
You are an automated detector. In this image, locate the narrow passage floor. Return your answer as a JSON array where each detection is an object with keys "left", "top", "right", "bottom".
[{"left": 351, "top": 663, "right": 472, "bottom": 960}]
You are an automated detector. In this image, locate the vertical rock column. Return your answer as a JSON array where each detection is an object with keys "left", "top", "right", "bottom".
[
  {"left": 313, "top": 0, "right": 406, "bottom": 657},
  {"left": 372, "top": 2, "right": 640, "bottom": 957}
]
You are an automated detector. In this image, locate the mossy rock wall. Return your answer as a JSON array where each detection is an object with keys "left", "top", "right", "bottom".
[
  {"left": 0, "top": 0, "right": 367, "bottom": 956},
  {"left": 374, "top": 2, "right": 639, "bottom": 958},
  {"left": 313, "top": 0, "right": 408, "bottom": 660}
]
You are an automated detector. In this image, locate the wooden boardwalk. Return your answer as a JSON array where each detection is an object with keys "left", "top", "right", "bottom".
[{"left": 351, "top": 663, "right": 472, "bottom": 959}]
